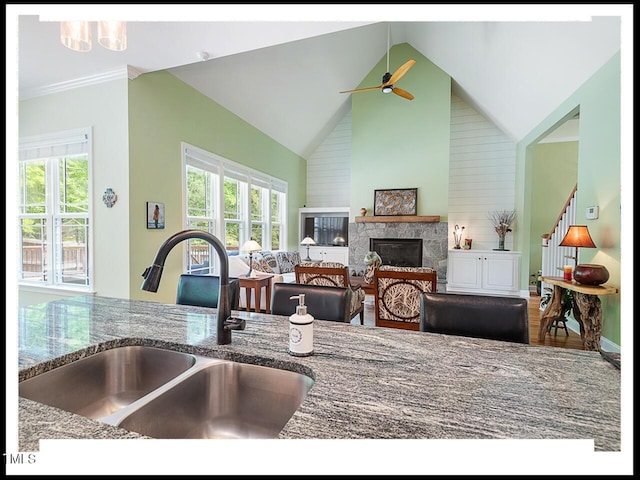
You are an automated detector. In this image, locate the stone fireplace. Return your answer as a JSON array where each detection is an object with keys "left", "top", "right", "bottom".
[{"left": 348, "top": 217, "right": 449, "bottom": 283}]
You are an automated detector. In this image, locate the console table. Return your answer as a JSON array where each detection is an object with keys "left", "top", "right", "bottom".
[{"left": 539, "top": 276, "right": 619, "bottom": 351}]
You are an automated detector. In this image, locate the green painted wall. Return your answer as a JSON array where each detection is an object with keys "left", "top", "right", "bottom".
[
  {"left": 529, "top": 141, "right": 579, "bottom": 278},
  {"left": 350, "top": 43, "right": 451, "bottom": 219},
  {"left": 518, "top": 52, "right": 621, "bottom": 345},
  {"left": 128, "top": 71, "right": 306, "bottom": 304}
]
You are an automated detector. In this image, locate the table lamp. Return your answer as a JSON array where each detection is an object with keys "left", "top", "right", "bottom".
[
  {"left": 559, "top": 225, "right": 596, "bottom": 268},
  {"left": 558, "top": 225, "right": 608, "bottom": 285},
  {"left": 300, "top": 236, "right": 316, "bottom": 261},
  {"left": 241, "top": 239, "right": 262, "bottom": 277}
]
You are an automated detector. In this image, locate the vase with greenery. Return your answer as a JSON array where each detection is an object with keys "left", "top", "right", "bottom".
[{"left": 488, "top": 209, "right": 516, "bottom": 251}]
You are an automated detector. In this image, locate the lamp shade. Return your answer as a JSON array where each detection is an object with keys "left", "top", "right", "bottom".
[
  {"left": 559, "top": 225, "right": 596, "bottom": 248},
  {"left": 332, "top": 235, "right": 346, "bottom": 246},
  {"left": 300, "top": 236, "right": 316, "bottom": 246},
  {"left": 98, "top": 21, "right": 127, "bottom": 51},
  {"left": 241, "top": 240, "right": 262, "bottom": 252}
]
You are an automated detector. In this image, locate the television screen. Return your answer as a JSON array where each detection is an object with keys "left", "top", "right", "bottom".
[{"left": 304, "top": 216, "right": 348, "bottom": 246}]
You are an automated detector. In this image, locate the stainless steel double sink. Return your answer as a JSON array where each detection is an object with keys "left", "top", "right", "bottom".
[{"left": 19, "top": 345, "right": 314, "bottom": 439}]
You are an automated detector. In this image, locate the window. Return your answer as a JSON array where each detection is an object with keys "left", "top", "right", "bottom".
[
  {"left": 18, "top": 129, "right": 92, "bottom": 289},
  {"left": 183, "top": 143, "right": 288, "bottom": 274}
]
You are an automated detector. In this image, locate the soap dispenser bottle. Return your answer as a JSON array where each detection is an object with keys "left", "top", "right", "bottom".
[{"left": 288, "top": 294, "right": 314, "bottom": 357}]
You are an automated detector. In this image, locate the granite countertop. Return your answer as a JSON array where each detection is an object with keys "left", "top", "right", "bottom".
[{"left": 17, "top": 295, "right": 620, "bottom": 454}]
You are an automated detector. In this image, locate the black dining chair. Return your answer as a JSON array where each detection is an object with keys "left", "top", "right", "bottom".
[
  {"left": 419, "top": 292, "right": 529, "bottom": 344},
  {"left": 176, "top": 274, "right": 240, "bottom": 310},
  {"left": 271, "top": 283, "right": 351, "bottom": 323}
]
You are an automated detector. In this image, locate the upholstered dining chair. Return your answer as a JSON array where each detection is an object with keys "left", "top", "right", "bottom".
[
  {"left": 176, "top": 274, "right": 240, "bottom": 310},
  {"left": 271, "top": 282, "right": 352, "bottom": 323},
  {"left": 419, "top": 292, "right": 529, "bottom": 344},
  {"left": 373, "top": 265, "right": 438, "bottom": 331},
  {"left": 295, "top": 262, "right": 365, "bottom": 325}
]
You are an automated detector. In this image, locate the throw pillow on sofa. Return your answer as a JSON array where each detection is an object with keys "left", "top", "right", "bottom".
[
  {"left": 276, "top": 251, "right": 302, "bottom": 273},
  {"left": 251, "top": 255, "right": 274, "bottom": 274},
  {"left": 258, "top": 251, "right": 280, "bottom": 273}
]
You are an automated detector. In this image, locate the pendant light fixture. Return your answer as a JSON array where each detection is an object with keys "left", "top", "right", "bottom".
[
  {"left": 60, "top": 21, "right": 92, "bottom": 52},
  {"left": 98, "top": 21, "right": 127, "bottom": 51},
  {"left": 60, "top": 21, "right": 127, "bottom": 52}
]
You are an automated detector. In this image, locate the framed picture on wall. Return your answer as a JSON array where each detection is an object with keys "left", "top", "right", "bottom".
[
  {"left": 147, "top": 202, "right": 165, "bottom": 229},
  {"left": 373, "top": 188, "right": 418, "bottom": 216}
]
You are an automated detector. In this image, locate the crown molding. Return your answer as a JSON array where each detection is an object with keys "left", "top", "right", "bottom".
[
  {"left": 19, "top": 65, "right": 141, "bottom": 100},
  {"left": 538, "top": 135, "right": 580, "bottom": 144}
]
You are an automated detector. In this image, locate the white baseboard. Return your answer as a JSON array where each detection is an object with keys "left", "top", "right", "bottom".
[{"left": 565, "top": 318, "right": 620, "bottom": 353}]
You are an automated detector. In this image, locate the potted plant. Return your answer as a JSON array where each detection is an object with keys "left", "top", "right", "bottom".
[
  {"left": 539, "top": 286, "right": 573, "bottom": 320},
  {"left": 530, "top": 269, "right": 542, "bottom": 295}
]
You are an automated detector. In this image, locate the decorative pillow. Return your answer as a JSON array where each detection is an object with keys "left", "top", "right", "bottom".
[
  {"left": 251, "top": 253, "right": 274, "bottom": 273},
  {"left": 277, "top": 251, "right": 302, "bottom": 273},
  {"left": 363, "top": 264, "right": 378, "bottom": 284},
  {"left": 259, "top": 251, "right": 280, "bottom": 274},
  {"left": 319, "top": 261, "right": 345, "bottom": 269}
]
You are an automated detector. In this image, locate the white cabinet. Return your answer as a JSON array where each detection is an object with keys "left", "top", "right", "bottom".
[
  {"left": 299, "top": 246, "right": 349, "bottom": 265},
  {"left": 446, "top": 250, "right": 520, "bottom": 296},
  {"left": 298, "top": 207, "right": 350, "bottom": 266}
]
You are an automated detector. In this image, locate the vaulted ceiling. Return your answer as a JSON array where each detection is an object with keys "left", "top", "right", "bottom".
[{"left": 13, "top": 6, "right": 624, "bottom": 159}]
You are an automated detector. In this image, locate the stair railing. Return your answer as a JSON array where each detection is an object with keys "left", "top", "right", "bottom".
[{"left": 540, "top": 184, "right": 578, "bottom": 296}]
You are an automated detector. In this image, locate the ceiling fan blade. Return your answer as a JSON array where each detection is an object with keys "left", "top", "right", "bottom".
[
  {"left": 385, "top": 59, "right": 416, "bottom": 86},
  {"left": 392, "top": 87, "right": 414, "bottom": 101},
  {"left": 340, "top": 85, "right": 383, "bottom": 94}
]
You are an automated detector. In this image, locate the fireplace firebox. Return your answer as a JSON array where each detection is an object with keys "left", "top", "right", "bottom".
[{"left": 370, "top": 238, "right": 422, "bottom": 267}]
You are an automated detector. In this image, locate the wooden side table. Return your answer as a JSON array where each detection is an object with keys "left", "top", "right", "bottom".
[
  {"left": 238, "top": 274, "right": 274, "bottom": 314},
  {"left": 349, "top": 276, "right": 374, "bottom": 295},
  {"left": 539, "top": 276, "right": 619, "bottom": 351}
]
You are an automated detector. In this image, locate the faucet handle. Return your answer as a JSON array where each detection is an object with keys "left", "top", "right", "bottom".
[{"left": 224, "top": 317, "right": 246, "bottom": 331}]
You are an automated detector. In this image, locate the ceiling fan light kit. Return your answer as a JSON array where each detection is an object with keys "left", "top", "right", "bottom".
[
  {"left": 340, "top": 58, "right": 416, "bottom": 100},
  {"left": 340, "top": 26, "right": 416, "bottom": 101}
]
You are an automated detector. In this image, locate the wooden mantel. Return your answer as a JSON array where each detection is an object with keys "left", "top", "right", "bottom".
[{"left": 355, "top": 215, "right": 441, "bottom": 223}]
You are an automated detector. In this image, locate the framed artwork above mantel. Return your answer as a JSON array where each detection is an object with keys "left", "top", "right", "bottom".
[{"left": 373, "top": 188, "right": 418, "bottom": 216}]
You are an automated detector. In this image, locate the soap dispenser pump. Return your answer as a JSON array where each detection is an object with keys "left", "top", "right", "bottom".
[{"left": 288, "top": 294, "right": 314, "bottom": 357}]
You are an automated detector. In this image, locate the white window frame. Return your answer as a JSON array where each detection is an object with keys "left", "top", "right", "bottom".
[
  {"left": 18, "top": 128, "right": 94, "bottom": 293},
  {"left": 182, "top": 142, "right": 288, "bottom": 273}
]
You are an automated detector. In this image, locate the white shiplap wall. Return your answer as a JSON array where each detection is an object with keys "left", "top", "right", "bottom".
[
  {"left": 448, "top": 95, "right": 517, "bottom": 251},
  {"left": 305, "top": 109, "right": 351, "bottom": 207},
  {"left": 306, "top": 97, "right": 516, "bottom": 252}
]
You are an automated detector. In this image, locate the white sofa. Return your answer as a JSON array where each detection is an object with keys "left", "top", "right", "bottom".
[{"left": 228, "top": 252, "right": 299, "bottom": 311}]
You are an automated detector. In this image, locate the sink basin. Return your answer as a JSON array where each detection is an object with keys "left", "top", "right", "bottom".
[
  {"left": 19, "top": 346, "right": 196, "bottom": 420},
  {"left": 116, "top": 362, "right": 314, "bottom": 439},
  {"left": 20, "top": 345, "right": 314, "bottom": 439}
]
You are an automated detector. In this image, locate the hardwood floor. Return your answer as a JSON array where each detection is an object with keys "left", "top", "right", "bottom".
[{"left": 354, "top": 294, "right": 585, "bottom": 350}]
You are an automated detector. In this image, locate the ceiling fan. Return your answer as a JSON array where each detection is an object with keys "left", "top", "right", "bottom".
[{"left": 340, "top": 26, "right": 416, "bottom": 101}]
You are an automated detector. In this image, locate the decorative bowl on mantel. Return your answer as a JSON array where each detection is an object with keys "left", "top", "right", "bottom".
[{"left": 573, "top": 264, "right": 609, "bottom": 285}]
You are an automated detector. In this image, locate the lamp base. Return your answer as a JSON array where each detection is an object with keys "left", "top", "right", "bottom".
[{"left": 574, "top": 264, "right": 609, "bottom": 285}]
